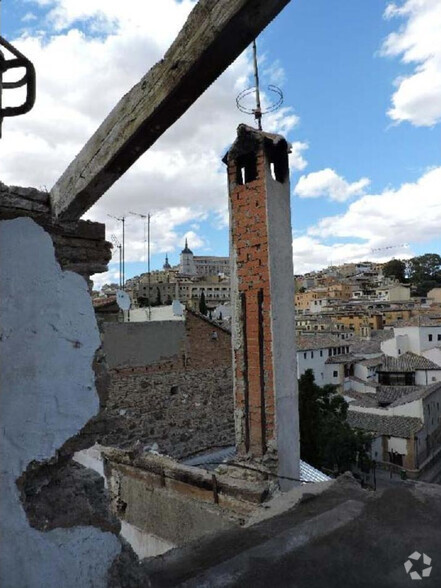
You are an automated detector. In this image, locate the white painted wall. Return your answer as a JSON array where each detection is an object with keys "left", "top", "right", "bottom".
[
  {"left": 297, "top": 349, "right": 329, "bottom": 385},
  {"left": 422, "top": 348, "right": 441, "bottom": 367},
  {"left": 392, "top": 326, "right": 441, "bottom": 355},
  {"left": 324, "top": 363, "right": 345, "bottom": 387},
  {"left": 381, "top": 334, "right": 410, "bottom": 357},
  {"left": 0, "top": 218, "right": 121, "bottom": 588},
  {"left": 415, "top": 370, "right": 441, "bottom": 385},
  {"left": 387, "top": 437, "right": 408, "bottom": 455},
  {"left": 348, "top": 399, "right": 422, "bottom": 419}
]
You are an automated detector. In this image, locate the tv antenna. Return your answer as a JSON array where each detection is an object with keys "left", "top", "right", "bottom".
[
  {"left": 110, "top": 234, "right": 122, "bottom": 288},
  {"left": 129, "top": 211, "right": 152, "bottom": 320},
  {"left": 236, "top": 39, "right": 283, "bottom": 131},
  {"left": 107, "top": 214, "right": 125, "bottom": 289},
  {"left": 371, "top": 243, "right": 409, "bottom": 254}
]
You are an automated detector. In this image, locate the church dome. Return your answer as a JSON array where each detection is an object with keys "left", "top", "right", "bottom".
[{"left": 163, "top": 254, "right": 171, "bottom": 270}]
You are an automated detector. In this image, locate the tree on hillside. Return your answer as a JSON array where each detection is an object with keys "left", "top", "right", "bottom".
[
  {"left": 199, "top": 291, "right": 208, "bottom": 316},
  {"left": 407, "top": 253, "right": 441, "bottom": 296},
  {"left": 155, "top": 287, "right": 162, "bottom": 306},
  {"left": 382, "top": 259, "right": 406, "bottom": 283},
  {"left": 298, "top": 370, "right": 371, "bottom": 473}
]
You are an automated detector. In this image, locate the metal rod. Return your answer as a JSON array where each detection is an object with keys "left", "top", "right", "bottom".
[
  {"left": 252, "top": 39, "right": 262, "bottom": 131},
  {"left": 122, "top": 217, "right": 125, "bottom": 290},
  {"left": 148, "top": 213, "right": 151, "bottom": 320},
  {"left": 119, "top": 245, "right": 122, "bottom": 289}
]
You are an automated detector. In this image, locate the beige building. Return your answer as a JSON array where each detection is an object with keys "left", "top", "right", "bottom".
[
  {"left": 375, "top": 284, "right": 411, "bottom": 302},
  {"left": 428, "top": 288, "right": 441, "bottom": 304}
]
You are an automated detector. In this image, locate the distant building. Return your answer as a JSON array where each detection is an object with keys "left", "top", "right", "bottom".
[{"left": 179, "top": 239, "right": 197, "bottom": 276}]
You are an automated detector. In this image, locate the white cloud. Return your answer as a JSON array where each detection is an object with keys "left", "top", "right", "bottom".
[
  {"left": 292, "top": 234, "right": 412, "bottom": 275},
  {"left": 22, "top": 13, "right": 38, "bottom": 23},
  {"left": 309, "top": 166, "right": 441, "bottom": 243},
  {"left": 91, "top": 266, "right": 120, "bottom": 291},
  {"left": 289, "top": 142, "right": 308, "bottom": 172},
  {"left": 294, "top": 166, "right": 441, "bottom": 273},
  {"left": 0, "top": 0, "right": 302, "bottom": 275},
  {"left": 382, "top": 0, "right": 441, "bottom": 126},
  {"left": 294, "top": 168, "right": 370, "bottom": 202}
]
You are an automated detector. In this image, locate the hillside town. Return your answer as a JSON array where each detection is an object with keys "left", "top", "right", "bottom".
[
  {"left": 3, "top": 0, "right": 441, "bottom": 587},
  {"left": 93, "top": 251, "right": 441, "bottom": 481}
]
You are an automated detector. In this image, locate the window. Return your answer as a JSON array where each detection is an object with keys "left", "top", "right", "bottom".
[
  {"left": 333, "top": 371, "right": 338, "bottom": 378},
  {"left": 304, "top": 353, "right": 307, "bottom": 359},
  {"left": 235, "top": 153, "right": 257, "bottom": 185},
  {"left": 320, "top": 350, "right": 323, "bottom": 357},
  {"left": 429, "top": 334, "right": 433, "bottom": 341},
  {"left": 438, "top": 334, "right": 441, "bottom": 341},
  {"left": 311, "top": 352, "right": 314, "bottom": 358}
]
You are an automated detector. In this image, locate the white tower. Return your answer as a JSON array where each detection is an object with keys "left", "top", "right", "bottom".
[{"left": 179, "top": 239, "right": 196, "bottom": 276}]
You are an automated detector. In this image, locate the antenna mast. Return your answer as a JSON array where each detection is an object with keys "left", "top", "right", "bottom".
[
  {"left": 110, "top": 234, "right": 122, "bottom": 288},
  {"left": 107, "top": 214, "right": 126, "bottom": 289},
  {"left": 236, "top": 38, "right": 283, "bottom": 131},
  {"left": 129, "top": 211, "right": 152, "bottom": 320}
]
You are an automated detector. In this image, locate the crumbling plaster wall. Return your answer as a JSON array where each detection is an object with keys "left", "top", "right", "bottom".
[{"left": 0, "top": 217, "right": 121, "bottom": 587}]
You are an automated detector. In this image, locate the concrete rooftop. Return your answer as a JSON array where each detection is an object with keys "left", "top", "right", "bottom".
[{"left": 130, "top": 474, "right": 441, "bottom": 587}]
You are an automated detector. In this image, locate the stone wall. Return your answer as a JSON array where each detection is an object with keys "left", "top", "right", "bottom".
[
  {"left": 100, "top": 310, "right": 235, "bottom": 458},
  {"left": 0, "top": 181, "right": 111, "bottom": 280},
  {"left": 103, "top": 449, "right": 267, "bottom": 550}
]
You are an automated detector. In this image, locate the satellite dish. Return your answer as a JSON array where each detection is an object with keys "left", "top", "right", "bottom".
[
  {"left": 116, "top": 290, "right": 131, "bottom": 311},
  {"left": 172, "top": 299, "right": 183, "bottom": 316}
]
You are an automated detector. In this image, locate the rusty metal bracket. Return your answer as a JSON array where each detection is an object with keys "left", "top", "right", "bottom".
[{"left": 0, "top": 36, "right": 36, "bottom": 137}]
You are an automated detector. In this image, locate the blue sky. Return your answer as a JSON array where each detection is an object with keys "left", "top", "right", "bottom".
[{"left": 1, "top": 0, "right": 440, "bottom": 287}]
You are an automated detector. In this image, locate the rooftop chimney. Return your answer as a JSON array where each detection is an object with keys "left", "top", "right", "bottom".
[{"left": 223, "top": 124, "right": 299, "bottom": 490}]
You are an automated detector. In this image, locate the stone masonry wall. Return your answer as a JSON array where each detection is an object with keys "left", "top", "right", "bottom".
[
  {"left": 0, "top": 182, "right": 111, "bottom": 279},
  {"left": 101, "top": 311, "right": 235, "bottom": 458}
]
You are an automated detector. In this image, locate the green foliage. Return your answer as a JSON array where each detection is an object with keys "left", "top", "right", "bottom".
[
  {"left": 382, "top": 259, "right": 406, "bottom": 282},
  {"left": 155, "top": 287, "right": 162, "bottom": 306},
  {"left": 199, "top": 291, "right": 208, "bottom": 316},
  {"left": 299, "top": 370, "right": 372, "bottom": 473},
  {"left": 407, "top": 253, "right": 441, "bottom": 296}
]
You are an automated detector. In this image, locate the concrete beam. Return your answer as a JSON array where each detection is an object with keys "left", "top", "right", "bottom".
[{"left": 50, "top": 0, "right": 291, "bottom": 221}]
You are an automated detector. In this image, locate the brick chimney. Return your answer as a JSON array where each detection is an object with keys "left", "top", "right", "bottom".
[{"left": 223, "top": 124, "right": 299, "bottom": 489}]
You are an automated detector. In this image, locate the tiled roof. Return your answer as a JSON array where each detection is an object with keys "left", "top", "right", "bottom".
[
  {"left": 348, "top": 375, "right": 378, "bottom": 390},
  {"left": 389, "top": 381, "right": 441, "bottom": 407},
  {"left": 296, "top": 333, "right": 343, "bottom": 350},
  {"left": 370, "top": 329, "right": 395, "bottom": 341},
  {"left": 394, "top": 315, "right": 441, "bottom": 327},
  {"left": 186, "top": 308, "right": 231, "bottom": 334},
  {"left": 379, "top": 352, "right": 440, "bottom": 372},
  {"left": 359, "top": 356, "right": 384, "bottom": 368},
  {"left": 344, "top": 390, "right": 379, "bottom": 408},
  {"left": 350, "top": 337, "right": 384, "bottom": 355},
  {"left": 347, "top": 410, "right": 422, "bottom": 438},
  {"left": 377, "top": 385, "right": 422, "bottom": 404},
  {"left": 92, "top": 295, "right": 116, "bottom": 308},
  {"left": 325, "top": 354, "right": 358, "bottom": 364}
]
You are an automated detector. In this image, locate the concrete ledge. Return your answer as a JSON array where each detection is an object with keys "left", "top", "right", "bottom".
[{"left": 102, "top": 448, "right": 269, "bottom": 507}]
